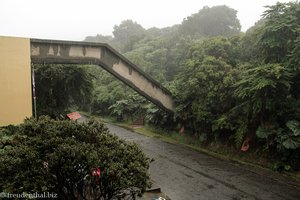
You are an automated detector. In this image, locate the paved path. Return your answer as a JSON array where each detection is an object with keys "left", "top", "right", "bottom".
[{"left": 106, "top": 124, "right": 300, "bottom": 200}]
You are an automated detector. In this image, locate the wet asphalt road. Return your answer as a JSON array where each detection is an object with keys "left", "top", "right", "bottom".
[{"left": 105, "top": 124, "right": 300, "bottom": 200}]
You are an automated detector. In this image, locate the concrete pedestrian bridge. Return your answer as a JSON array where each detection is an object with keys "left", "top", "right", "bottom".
[{"left": 0, "top": 36, "right": 175, "bottom": 126}]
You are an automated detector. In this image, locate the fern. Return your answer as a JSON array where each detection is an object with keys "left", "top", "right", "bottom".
[{"left": 235, "top": 123, "right": 247, "bottom": 148}]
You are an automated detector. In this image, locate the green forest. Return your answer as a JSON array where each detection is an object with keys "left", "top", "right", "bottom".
[{"left": 35, "top": 3, "right": 300, "bottom": 171}]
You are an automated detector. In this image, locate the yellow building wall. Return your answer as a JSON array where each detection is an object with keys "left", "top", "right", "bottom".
[{"left": 0, "top": 36, "right": 32, "bottom": 126}]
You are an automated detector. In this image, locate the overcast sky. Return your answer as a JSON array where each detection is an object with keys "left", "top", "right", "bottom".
[{"left": 0, "top": 0, "right": 293, "bottom": 41}]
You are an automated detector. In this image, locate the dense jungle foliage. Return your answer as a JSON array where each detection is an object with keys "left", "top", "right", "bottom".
[
  {"left": 35, "top": 3, "right": 300, "bottom": 170},
  {"left": 34, "top": 64, "right": 94, "bottom": 117}
]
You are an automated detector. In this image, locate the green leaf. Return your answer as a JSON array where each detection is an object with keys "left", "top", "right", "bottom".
[
  {"left": 256, "top": 126, "right": 274, "bottom": 139},
  {"left": 286, "top": 120, "right": 300, "bottom": 136},
  {"left": 282, "top": 137, "right": 300, "bottom": 149}
]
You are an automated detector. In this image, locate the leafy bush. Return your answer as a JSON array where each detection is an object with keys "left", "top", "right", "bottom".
[
  {"left": 108, "top": 93, "right": 147, "bottom": 122},
  {"left": 0, "top": 117, "right": 151, "bottom": 199},
  {"left": 256, "top": 120, "right": 300, "bottom": 170},
  {"left": 256, "top": 120, "right": 300, "bottom": 150},
  {"left": 145, "top": 104, "right": 175, "bottom": 128}
]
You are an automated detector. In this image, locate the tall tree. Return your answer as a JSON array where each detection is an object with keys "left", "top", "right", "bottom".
[
  {"left": 84, "top": 34, "right": 113, "bottom": 43},
  {"left": 113, "top": 20, "right": 146, "bottom": 52},
  {"left": 179, "top": 5, "right": 241, "bottom": 38},
  {"left": 258, "top": 2, "right": 300, "bottom": 66},
  {"left": 173, "top": 37, "right": 238, "bottom": 140},
  {"left": 35, "top": 64, "right": 94, "bottom": 117},
  {"left": 257, "top": 2, "right": 300, "bottom": 101}
]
